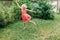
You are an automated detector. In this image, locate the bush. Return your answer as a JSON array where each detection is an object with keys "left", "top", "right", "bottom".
[
  {"left": 0, "top": 0, "right": 54, "bottom": 27},
  {"left": 28, "top": 0, "right": 54, "bottom": 20},
  {"left": 38, "top": 0, "right": 54, "bottom": 20},
  {"left": 0, "top": 3, "right": 15, "bottom": 28},
  {"left": 0, "top": 4, "right": 6, "bottom": 27},
  {"left": 11, "top": 0, "right": 54, "bottom": 20}
]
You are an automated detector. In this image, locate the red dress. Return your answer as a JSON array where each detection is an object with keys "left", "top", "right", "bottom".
[{"left": 21, "top": 9, "right": 31, "bottom": 22}]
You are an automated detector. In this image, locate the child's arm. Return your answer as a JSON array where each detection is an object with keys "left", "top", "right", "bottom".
[
  {"left": 16, "top": 0, "right": 21, "bottom": 9},
  {"left": 27, "top": 9, "right": 36, "bottom": 13}
]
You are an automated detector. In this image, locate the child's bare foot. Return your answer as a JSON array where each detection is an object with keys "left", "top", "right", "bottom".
[
  {"left": 33, "top": 22, "right": 36, "bottom": 25},
  {"left": 24, "top": 27, "right": 26, "bottom": 29},
  {"left": 28, "top": 20, "right": 36, "bottom": 25}
]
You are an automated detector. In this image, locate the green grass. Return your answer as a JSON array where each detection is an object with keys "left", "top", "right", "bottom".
[{"left": 0, "top": 14, "right": 60, "bottom": 40}]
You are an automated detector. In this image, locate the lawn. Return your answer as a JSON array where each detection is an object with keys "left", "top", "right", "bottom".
[{"left": 0, "top": 14, "right": 60, "bottom": 40}]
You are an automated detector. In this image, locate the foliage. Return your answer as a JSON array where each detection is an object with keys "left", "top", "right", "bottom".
[
  {"left": 0, "top": 0, "right": 54, "bottom": 27},
  {"left": 0, "top": 4, "right": 7, "bottom": 27},
  {"left": 12, "top": 0, "right": 54, "bottom": 20},
  {"left": 29, "top": 0, "right": 54, "bottom": 19},
  {"left": 10, "top": 3, "right": 22, "bottom": 20},
  {"left": 0, "top": 3, "right": 15, "bottom": 27}
]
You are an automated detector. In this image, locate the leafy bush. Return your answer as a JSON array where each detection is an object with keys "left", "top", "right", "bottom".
[
  {"left": 0, "top": 3, "right": 15, "bottom": 28},
  {"left": 0, "top": 4, "right": 6, "bottom": 27},
  {"left": 28, "top": 0, "right": 54, "bottom": 19},
  {"left": 11, "top": 0, "right": 54, "bottom": 20},
  {"left": 0, "top": 0, "right": 54, "bottom": 27},
  {"left": 38, "top": 0, "right": 54, "bottom": 20},
  {"left": 11, "top": 4, "right": 22, "bottom": 20}
]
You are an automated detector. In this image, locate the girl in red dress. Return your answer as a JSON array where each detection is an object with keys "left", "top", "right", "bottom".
[{"left": 16, "top": 0, "right": 36, "bottom": 28}]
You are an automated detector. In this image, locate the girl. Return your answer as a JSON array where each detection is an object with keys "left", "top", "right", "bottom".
[{"left": 16, "top": 0, "right": 36, "bottom": 28}]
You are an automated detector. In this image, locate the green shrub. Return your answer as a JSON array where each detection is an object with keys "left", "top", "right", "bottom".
[
  {"left": 38, "top": 0, "right": 54, "bottom": 19},
  {"left": 0, "top": 3, "right": 15, "bottom": 28},
  {"left": 0, "top": 0, "right": 54, "bottom": 27},
  {"left": 11, "top": 0, "right": 54, "bottom": 20},
  {"left": 28, "top": 0, "right": 54, "bottom": 19},
  {"left": 0, "top": 4, "right": 7, "bottom": 27}
]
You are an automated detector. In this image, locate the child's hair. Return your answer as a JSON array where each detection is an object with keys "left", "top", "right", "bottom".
[{"left": 21, "top": 4, "right": 27, "bottom": 8}]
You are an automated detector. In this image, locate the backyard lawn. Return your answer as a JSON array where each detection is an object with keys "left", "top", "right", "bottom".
[{"left": 0, "top": 14, "right": 60, "bottom": 40}]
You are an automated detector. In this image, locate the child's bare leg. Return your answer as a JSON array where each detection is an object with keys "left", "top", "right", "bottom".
[
  {"left": 24, "top": 22, "right": 26, "bottom": 28},
  {"left": 28, "top": 20, "right": 36, "bottom": 25}
]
